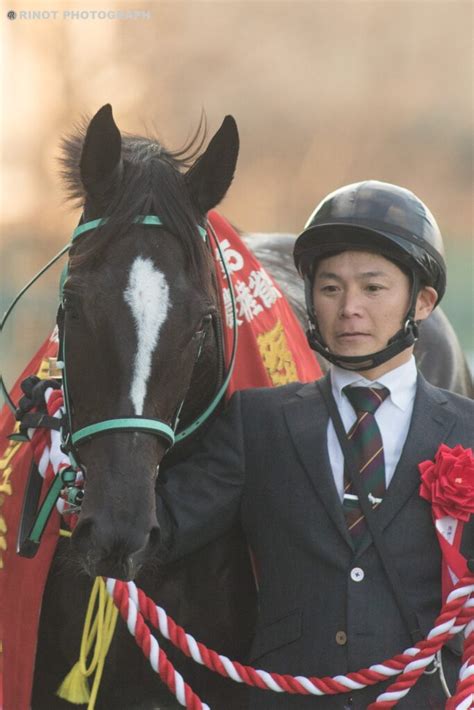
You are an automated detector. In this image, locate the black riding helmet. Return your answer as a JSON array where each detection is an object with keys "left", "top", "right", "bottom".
[{"left": 293, "top": 180, "right": 447, "bottom": 371}]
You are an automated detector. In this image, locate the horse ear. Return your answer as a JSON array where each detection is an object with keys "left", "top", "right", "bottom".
[
  {"left": 185, "top": 115, "right": 239, "bottom": 214},
  {"left": 80, "top": 104, "right": 122, "bottom": 198}
]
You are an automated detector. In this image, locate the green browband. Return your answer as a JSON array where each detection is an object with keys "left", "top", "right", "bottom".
[
  {"left": 59, "top": 216, "right": 207, "bottom": 300},
  {"left": 71, "top": 216, "right": 207, "bottom": 242}
]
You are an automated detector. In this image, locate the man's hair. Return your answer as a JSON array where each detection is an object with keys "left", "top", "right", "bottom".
[{"left": 311, "top": 247, "right": 427, "bottom": 289}]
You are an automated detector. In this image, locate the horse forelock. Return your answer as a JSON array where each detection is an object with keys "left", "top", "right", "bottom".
[{"left": 60, "top": 117, "right": 213, "bottom": 294}]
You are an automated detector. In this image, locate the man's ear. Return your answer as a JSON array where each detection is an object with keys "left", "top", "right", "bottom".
[{"left": 415, "top": 286, "right": 438, "bottom": 321}]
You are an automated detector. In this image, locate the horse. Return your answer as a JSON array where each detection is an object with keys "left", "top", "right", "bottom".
[{"left": 30, "top": 104, "right": 472, "bottom": 710}]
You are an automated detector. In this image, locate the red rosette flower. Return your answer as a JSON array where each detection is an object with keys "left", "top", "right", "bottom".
[{"left": 419, "top": 444, "right": 474, "bottom": 521}]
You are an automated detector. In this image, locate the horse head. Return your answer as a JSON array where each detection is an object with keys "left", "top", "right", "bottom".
[{"left": 60, "top": 104, "right": 238, "bottom": 580}]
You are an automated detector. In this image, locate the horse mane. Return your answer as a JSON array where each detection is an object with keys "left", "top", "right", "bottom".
[{"left": 59, "top": 114, "right": 212, "bottom": 284}]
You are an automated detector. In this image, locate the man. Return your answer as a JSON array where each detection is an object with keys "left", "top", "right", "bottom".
[{"left": 156, "top": 181, "right": 474, "bottom": 708}]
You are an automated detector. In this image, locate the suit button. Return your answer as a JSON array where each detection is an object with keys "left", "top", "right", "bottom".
[
  {"left": 335, "top": 630, "right": 347, "bottom": 645},
  {"left": 350, "top": 567, "right": 364, "bottom": 582}
]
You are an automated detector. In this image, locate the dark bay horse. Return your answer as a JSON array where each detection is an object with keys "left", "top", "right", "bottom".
[
  {"left": 31, "top": 105, "right": 472, "bottom": 710},
  {"left": 33, "top": 104, "right": 256, "bottom": 710}
]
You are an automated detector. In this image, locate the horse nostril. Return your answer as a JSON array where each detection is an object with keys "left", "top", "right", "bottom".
[
  {"left": 71, "top": 516, "right": 96, "bottom": 555},
  {"left": 71, "top": 517, "right": 159, "bottom": 579},
  {"left": 148, "top": 525, "right": 160, "bottom": 550}
]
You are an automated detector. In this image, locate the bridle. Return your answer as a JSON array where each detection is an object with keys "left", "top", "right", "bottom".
[
  {"left": 59, "top": 215, "right": 237, "bottom": 465},
  {"left": 2, "top": 214, "right": 238, "bottom": 552}
]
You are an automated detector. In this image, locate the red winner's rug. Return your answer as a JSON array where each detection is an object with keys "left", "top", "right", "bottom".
[{"left": 0, "top": 211, "right": 322, "bottom": 710}]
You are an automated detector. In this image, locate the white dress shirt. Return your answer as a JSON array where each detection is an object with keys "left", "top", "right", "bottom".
[{"left": 327, "top": 356, "right": 418, "bottom": 501}]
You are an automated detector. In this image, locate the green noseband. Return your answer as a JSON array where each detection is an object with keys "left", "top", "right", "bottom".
[{"left": 71, "top": 418, "right": 175, "bottom": 447}]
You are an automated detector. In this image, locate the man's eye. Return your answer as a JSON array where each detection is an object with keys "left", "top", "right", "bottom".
[
  {"left": 321, "top": 285, "right": 339, "bottom": 293},
  {"left": 366, "top": 284, "right": 384, "bottom": 292}
]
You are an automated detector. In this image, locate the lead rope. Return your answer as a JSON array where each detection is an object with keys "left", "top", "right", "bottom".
[{"left": 105, "top": 576, "right": 474, "bottom": 709}]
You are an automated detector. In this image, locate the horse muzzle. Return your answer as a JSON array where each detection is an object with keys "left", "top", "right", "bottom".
[{"left": 72, "top": 515, "right": 160, "bottom": 581}]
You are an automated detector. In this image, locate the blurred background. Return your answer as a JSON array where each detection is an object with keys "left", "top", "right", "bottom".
[{"left": 1, "top": 0, "right": 473, "bottom": 390}]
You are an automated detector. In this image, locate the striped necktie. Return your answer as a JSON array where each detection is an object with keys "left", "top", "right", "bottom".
[{"left": 342, "top": 385, "right": 390, "bottom": 544}]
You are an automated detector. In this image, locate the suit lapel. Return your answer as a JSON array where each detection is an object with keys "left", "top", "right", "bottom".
[
  {"left": 356, "top": 374, "right": 458, "bottom": 557},
  {"left": 283, "top": 374, "right": 354, "bottom": 549},
  {"left": 282, "top": 373, "right": 458, "bottom": 558}
]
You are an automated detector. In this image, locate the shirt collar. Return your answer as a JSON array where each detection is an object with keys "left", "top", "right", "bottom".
[{"left": 330, "top": 356, "right": 418, "bottom": 412}]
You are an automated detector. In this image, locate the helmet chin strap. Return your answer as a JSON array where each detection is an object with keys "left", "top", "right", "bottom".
[{"left": 304, "top": 272, "right": 420, "bottom": 372}]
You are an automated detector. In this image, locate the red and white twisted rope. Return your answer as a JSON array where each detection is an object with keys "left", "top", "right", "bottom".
[
  {"left": 105, "top": 576, "right": 474, "bottom": 709},
  {"left": 447, "top": 599, "right": 474, "bottom": 710},
  {"left": 28, "top": 387, "right": 474, "bottom": 708}
]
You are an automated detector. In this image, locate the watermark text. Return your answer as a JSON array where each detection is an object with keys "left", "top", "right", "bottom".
[{"left": 7, "top": 9, "right": 152, "bottom": 21}]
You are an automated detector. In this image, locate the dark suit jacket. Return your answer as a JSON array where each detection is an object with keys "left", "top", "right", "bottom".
[{"left": 156, "top": 373, "right": 474, "bottom": 709}]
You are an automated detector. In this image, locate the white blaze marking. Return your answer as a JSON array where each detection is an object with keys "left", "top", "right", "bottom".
[{"left": 124, "top": 257, "right": 170, "bottom": 414}]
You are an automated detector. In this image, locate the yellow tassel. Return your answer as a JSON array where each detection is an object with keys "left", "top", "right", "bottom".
[
  {"left": 56, "top": 661, "right": 91, "bottom": 704},
  {"left": 56, "top": 577, "right": 118, "bottom": 709}
]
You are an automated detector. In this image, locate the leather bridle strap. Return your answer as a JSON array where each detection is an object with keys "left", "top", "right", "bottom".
[{"left": 175, "top": 218, "right": 238, "bottom": 442}]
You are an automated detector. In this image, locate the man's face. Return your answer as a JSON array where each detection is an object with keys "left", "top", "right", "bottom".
[{"left": 312, "top": 250, "right": 412, "bottom": 360}]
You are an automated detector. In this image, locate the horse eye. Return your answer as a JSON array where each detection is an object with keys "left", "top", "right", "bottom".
[
  {"left": 197, "top": 313, "right": 213, "bottom": 333},
  {"left": 63, "top": 294, "right": 80, "bottom": 319}
]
